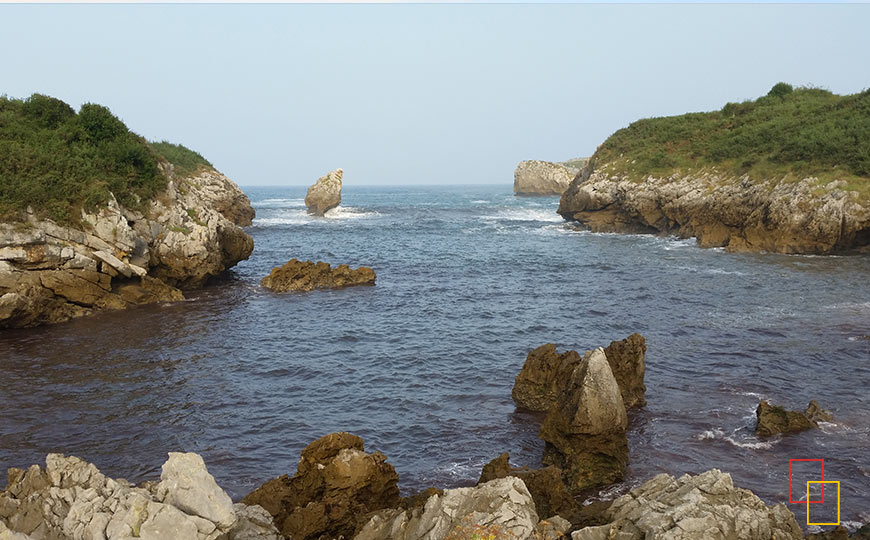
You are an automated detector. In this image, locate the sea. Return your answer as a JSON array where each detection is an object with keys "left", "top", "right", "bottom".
[{"left": 1, "top": 185, "right": 868, "bottom": 530}]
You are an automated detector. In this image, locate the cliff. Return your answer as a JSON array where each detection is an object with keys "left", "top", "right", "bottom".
[
  {"left": 513, "top": 160, "right": 584, "bottom": 196},
  {"left": 557, "top": 85, "right": 870, "bottom": 254}
]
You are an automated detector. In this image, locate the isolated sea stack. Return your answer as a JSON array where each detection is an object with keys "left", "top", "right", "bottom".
[
  {"left": 557, "top": 84, "right": 870, "bottom": 254},
  {"left": 305, "top": 168, "right": 343, "bottom": 216},
  {"left": 260, "top": 259, "right": 375, "bottom": 292},
  {"left": 513, "top": 160, "right": 584, "bottom": 196}
]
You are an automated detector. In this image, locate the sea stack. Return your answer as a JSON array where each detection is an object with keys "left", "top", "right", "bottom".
[
  {"left": 513, "top": 160, "right": 583, "bottom": 196},
  {"left": 305, "top": 168, "right": 343, "bottom": 216}
]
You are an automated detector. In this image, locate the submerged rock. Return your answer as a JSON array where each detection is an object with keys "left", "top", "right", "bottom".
[
  {"left": 514, "top": 160, "right": 579, "bottom": 196},
  {"left": 243, "top": 432, "right": 401, "bottom": 540},
  {"left": 478, "top": 453, "right": 573, "bottom": 521},
  {"left": 260, "top": 259, "right": 376, "bottom": 292},
  {"left": 755, "top": 400, "right": 832, "bottom": 437},
  {"left": 0, "top": 453, "right": 280, "bottom": 540},
  {"left": 305, "top": 168, "right": 343, "bottom": 216},
  {"left": 571, "top": 469, "right": 803, "bottom": 540}
]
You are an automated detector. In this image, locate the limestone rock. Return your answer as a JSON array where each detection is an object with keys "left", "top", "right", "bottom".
[
  {"left": 156, "top": 452, "right": 236, "bottom": 530},
  {"left": 538, "top": 348, "right": 629, "bottom": 493},
  {"left": 755, "top": 400, "right": 831, "bottom": 437},
  {"left": 602, "top": 334, "right": 647, "bottom": 408},
  {"left": 478, "top": 453, "right": 573, "bottom": 520},
  {"left": 354, "top": 477, "right": 539, "bottom": 540},
  {"left": 260, "top": 259, "right": 376, "bottom": 292},
  {"left": 571, "top": 469, "right": 804, "bottom": 540},
  {"left": 514, "top": 160, "right": 578, "bottom": 196},
  {"left": 305, "top": 168, "right": 343, "bottom": 216},
  {"left": 535, "top": 516, "right": 572, "bottom": 540},
  {"left": 243, "top": 432, "right": 400, "bottom": 540}
]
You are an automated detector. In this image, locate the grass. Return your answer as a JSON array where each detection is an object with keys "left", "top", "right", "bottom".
[
  {"left": 594, "top": 84, "right": 870, "bottom": 200},
  {"left": 0, "top": 93, "right": 213, "bottom": 224}
]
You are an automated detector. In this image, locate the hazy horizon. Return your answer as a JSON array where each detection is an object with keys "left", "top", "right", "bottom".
[{"left": 2, "top": 3, "right": 868, "bottom": 186}]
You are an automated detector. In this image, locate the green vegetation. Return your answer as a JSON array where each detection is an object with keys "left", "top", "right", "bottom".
[
  {"left": 0, "top": 93, "right": 212, "bottom": 223},
  {"left": 595, "top": 84, "right": 870, "bottom": 198}
]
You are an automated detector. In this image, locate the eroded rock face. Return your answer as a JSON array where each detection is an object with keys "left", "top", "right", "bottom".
[
  {"left": 539, "top": 348, "right": 629, "bottom": 493},
  {"left": 755, "top": 400, "right": 832, "bottom": 437},
  {"left": 243, "top": 432, "right": 401, "bottom": 540},
  {"left": 0, "top": 166, "right": 254, "bottom": 328},
  {"left": 305, "top": 169, "right": 343, "bottom": 216},
  {"left": 557, "top": 165, "right": 870, "bottom": 254},
  {"left": 0, "top": 453, "right": 280, "bottom": 540},
  {"left": 602, "top": 334, "right": 647, "bottom": 409},
  {"left": 260, "top": 259, "right": 376, "bottom": 292},
  {"left": 571, "top": 469, "right": 804, "bottom": 540},
  {"left": 478, "top": 453, "right": 573, "bottom": 521},
  {"left": 354, "top": 477, "right": 539, "bottom": 540},
  {"left": 514, "top": 161, "right": 579, "bottom": 196}
]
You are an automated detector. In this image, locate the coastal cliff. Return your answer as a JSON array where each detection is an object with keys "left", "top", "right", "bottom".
[
  {"left": 514, "top": 160, "right": 585, "bottom": 196},
  {"left": 558, "top": 85, "right": 870, "bottom": 254},
  {"left": 0, "top": 95, "right": 255, "bottom": 328}
]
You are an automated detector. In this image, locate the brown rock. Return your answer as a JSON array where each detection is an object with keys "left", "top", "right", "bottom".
[
  {"left": 242, "top": 432, "right": 400, "bottom": 540},
  {"left": 477, "top": 453, "right": 574, "bottom": 520},
  {"left": 602, "top": 333, "right": 647, "bottom": 408},
  {"left": 260, "top": 259, "right": 376, "bottom": 293},
  {"left": 755, "top": 400, "right": 831, "bottom": 437},
  {"left": 305, "top": 169, "right": 343, "bottom": 216},
  {"left": 118, "top": 276, "right": 184, "bottom": 305}
]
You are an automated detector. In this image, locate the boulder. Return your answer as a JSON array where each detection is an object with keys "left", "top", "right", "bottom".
[
  {"left": 478, "top": 453, "right": 573, "bottom": 520},
  {"left": 243, "top": 432, "right": 401, "bottom": 540},
  {"left": 755, "top": 400, "right": 832, "bottom": 437},
  {"left": 354, "top": 477, "right": 539, "bottom": 540},
  {"left": 571, "top": 469, "right": 804, "bottom": 540},
  {"left": 602, "top": 334, "right": 647, "bottom": 408},
  {"left": 538, "top": 348, "right": 629, "bottom": 493},
  {"left": 260, "top": 259, "right": 376, "bottom": 292},
  {"left": 0, "top": 453, "right": 280, "bottom": 540},
  {"left": 514, "top": 160, "right": 578, "bottom": 196},
  {"left": 534, "top": 516, "right": 573, "bottom": 540},
  {"left": 305, "top": 168, "right": 343, "bottom": 216}
]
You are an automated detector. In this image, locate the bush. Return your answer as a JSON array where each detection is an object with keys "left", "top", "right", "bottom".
[{"left": 767, "top": 82, "right": 794, "bottom": 99}]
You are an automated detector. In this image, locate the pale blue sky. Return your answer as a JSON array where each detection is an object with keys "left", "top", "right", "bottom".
[{"left": 2, "top": 4, "right": 868, "bottom": 186}]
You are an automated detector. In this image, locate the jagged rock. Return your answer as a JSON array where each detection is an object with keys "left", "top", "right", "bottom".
[
  {"left": 243, "top": 432, "right": 400, "bottom": 540},
  {"left": 571, "top": 469, "right": 804, "bottom": 540},
  {"left": 755, "top": 400, "right": 832, "bottom": 437},
  {"left": 538, "top": 348, "right": 629, "bottom": 493},
  {"left": 478, "top": 453, "right": 573, "bottom": 520},
  {"left": 535, "top": 516, "right": 572, "bottom": 540},
  {"left": 0, "top": 167, "right": 254, "bottom": 329},
  {"left": 260, "top": 259, "right": 376, "bottom": 292},
  {"left": 602, "top": 334, "right": 647, "bottom": 408},
  {"left": 354, "top": 477, "right": 539, "bottom": 540},
  {"left": 514, "top": 160, "right": 579, "bottom": 196},
  {"left": 305, "top": 169, "right": 343, "bottom": 216},
  {"left": 0, "top": 453, "right": 279, "bottom": 540}
]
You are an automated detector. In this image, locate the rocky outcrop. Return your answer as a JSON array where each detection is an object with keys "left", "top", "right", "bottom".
[
  {"left": 514, "top": 160, "right": 579, "bottom": 196},
  {"left": 0, "top": 166, "right": 254, "bottom": 328},
  {"left": 755, "top": 400, "right": 832, "bottom": 437},
  {"left": 571, "top": 469, "right": 804, "bottom": 540},
  {"left": 0, "top": 452, "right": 280, "bottom": 540},
  {"left": 557, "top": 164, "right": 870, "bottom": 254},
  {"left": 539, "top": 348, "right": 629, "bottom": 493},
  {"left": 478, "top": 453, "right": 573, "bottom": 521},
  {"left": 354, "top": 477, "right": 539, "bottom": 540},
  {"left": 512, "top": 335, "right": 647, "bottom": 412},
  {"left": 260, "top": 259, "right": 376, "bottom": 292},
  {"left": 305, "top": 169, "right": 343, "bottom": 216},
  {"left": 243, "top": 432, "right": 401, "bottom": 540}
]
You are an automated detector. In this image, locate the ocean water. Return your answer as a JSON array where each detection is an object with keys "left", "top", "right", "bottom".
[{"left": 1, "top": 185, "right": 869, "bottom": 528}]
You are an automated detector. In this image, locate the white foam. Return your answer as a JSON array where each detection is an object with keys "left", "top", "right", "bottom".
[
  {"left": 323, "top": 206, "right": 380, "bottom": 220},
  {"left": 479, "top": 208, "right": 563, "bottom": 223},
  {"left": 696, "top": 427, "right": 777, "bottom": 450},
  {"left": 253, "top": 206, "right": 379, "bottom": 226},
  {"left": 253, "top": 198, "right": 306, "bottom": 208},
  {"left": 470, "top": 200, "right": 490, "bottom": 204}
]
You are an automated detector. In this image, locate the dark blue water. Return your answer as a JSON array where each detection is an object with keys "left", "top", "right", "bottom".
[{"left": 1, "top": 185, "right": 868, "bottom": 529}]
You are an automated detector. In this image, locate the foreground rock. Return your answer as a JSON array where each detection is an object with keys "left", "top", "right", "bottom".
[
  {"left": 557, "top": 162, "right": 870, "bottom": 254},
  {"left": 243, "top": 432, "right": 400, "bottom": 540},
  {"left": 0, "top": 452, "right": 280, "bottom": 540},
  {"left": 756, "top": 400, "right": 832, "bottom": 437},
  {"left": 305, "top": 169, "right": 343, "bottom": 216},
  {"left": 572, "top": 469, "right": 803, "bottom": 540},
  {"left": 0, "top": 166, "right": 254, "bottom": 328},
  {"left": 354, "top": 477, "right": 539, "bottom": 540},
  {"left": 478, "top": 453, "right": 573, "bottom": 521},
  {"left": 260, "top": 259, "right": 376, "bottom": 292},
  {"left": 539, "top": 348, "right": 629, "bottom": 493},
  {"left": 514, "top": 160, "right": 581, "bottom": 196},
  {"left": 512, "top": 334, "right": 647, "bottom": 412}
]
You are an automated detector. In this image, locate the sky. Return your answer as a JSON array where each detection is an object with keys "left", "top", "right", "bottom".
[{"left": 1, "top": 3, "right": 869, "bottom": 186}]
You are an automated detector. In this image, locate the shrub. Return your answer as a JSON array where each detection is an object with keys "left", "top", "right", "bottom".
[{"left": 767, "top": 82, "right": 794, "bottom": 99}]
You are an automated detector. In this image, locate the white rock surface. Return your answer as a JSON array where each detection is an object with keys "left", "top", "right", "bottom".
[
  {"left": 305, "top": 168, "right": 343, "bottom": 216},
  {"left": 513, "top": 160, "right": 578, "bottom": 196},
  {"left": 156, "top": 453, "right": 236, "bottom": 530}
]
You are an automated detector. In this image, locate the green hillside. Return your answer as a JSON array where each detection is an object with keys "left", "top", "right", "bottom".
[
  {"left": 595, "top": 84, "right": 870, "bottom": 198},
  {"left": 0, "top": 93, "right": 211, "bottom": 223}
]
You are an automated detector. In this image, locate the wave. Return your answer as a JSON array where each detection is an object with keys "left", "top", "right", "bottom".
[
  {"left": 253, "top": 206, "right": 380, "bottom": 226},
  {"left": 324, "top": 206, "right": 380, "bottom": 220},
  {"left": 252, "top": 198, "right": 306, "bottom": 208},
  {"left": 696, "top": 428, "right": 778, "bottom": 450},
  {"left": 470, "top": 200, "right": 490, "bottom": 204},
  {"left": 478, "top": 209, "right": 563, "bottom": 223}
]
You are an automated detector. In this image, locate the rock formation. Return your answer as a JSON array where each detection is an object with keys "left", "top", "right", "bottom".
[
  {"left": 242, "top": 432, "right": 401, "bottom": 540},
  {"left": 0, "top": 166, "right": 254, "bottom": 328},
  {"left": 557, "top": 162, "right": 870, "bottom": 254},
  {"left": 260, "top": 259, "right": 376, "bottom": 292},
  {"left": 305, "top": 169, "right": 343, "bottom": 216},
  {"left": 477, "top": 453, "right": 573, "bottom": 521},
  {"left": 0, "top": 452, "right": 280, "bottom": 540},
  {"left": 755, "top": 400, "right": 832, "bottom": 437},
  {"left": 571, "top": 469, "right": 804, "bottom": 540},
  {"left": 512, "top": 335, "right": 647, "bottom": 412},
  {"left": 514, "top": 160, "right": 579, "bottom": 196},
  {"left": 538, "top": 348, "right": 629, "bottom": 493},
  {"left": 353, "top": 477, "right": 539, "bottom": 540}
]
